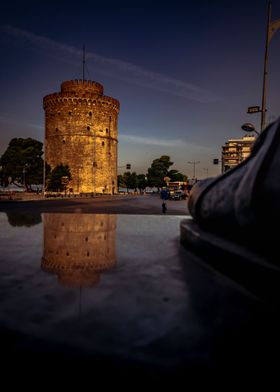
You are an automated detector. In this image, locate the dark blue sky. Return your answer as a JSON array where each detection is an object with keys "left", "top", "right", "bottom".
[{"left": 0, "top": 0, "right": 280, "bottom": 177}]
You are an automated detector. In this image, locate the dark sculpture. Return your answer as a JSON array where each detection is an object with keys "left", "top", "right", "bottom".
[
  {"left": 180, "top": 118, "right": 280, "bottom": 301},
  {"left": 189, "top": 118, "right": 280, "bottom": 246}
]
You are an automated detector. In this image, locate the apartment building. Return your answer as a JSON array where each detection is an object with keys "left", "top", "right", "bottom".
[{"left": 221, "top": 135, "right": 256, "bottom": 173}]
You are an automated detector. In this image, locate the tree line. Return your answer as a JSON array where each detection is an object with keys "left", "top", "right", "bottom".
[
  {"left": 0, "top": 138, "right": 71, "bottom": 192},
  {"left": 0, "top": 138, "right": 186, "bottom": 192},
  {"left": 118, "top": 155, "right": 187, "bottom": 192}
]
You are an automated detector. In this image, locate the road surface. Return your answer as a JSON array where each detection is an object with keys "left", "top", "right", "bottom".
[{"left": 0, "top": 193, "right": 190, "bottom": 215}]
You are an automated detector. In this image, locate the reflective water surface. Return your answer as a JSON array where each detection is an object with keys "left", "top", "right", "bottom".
[
  {"left": 0, "top": 212, "right": 279, "bottom": 379},
  {"left": 42, "top": 213, "right": 117, "bottom": 287},
  {"left": 0, "top": 213, "right": 189, "bottom": 354}
]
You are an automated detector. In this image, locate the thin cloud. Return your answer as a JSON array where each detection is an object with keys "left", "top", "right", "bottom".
[
  {"left": 1, "top": 25, "right": 220, "bottom": 103},
  {"left": 120, "top": 134, "right": 211, "bottom": 150},
  {"left": 120, "top": 134, "right": 186, "bottom": 147}
]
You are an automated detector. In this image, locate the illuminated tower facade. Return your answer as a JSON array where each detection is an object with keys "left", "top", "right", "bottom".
[
  {"left": 41, "top": 213, "right": 117, "bottom": 287},
  {"left": 43, "top": 79, "right": 120, "bottom": 194}
]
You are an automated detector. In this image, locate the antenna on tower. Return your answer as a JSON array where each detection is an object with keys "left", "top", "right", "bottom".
[{"left": 82, "top": 45, "right": 85, "bottom": 81}]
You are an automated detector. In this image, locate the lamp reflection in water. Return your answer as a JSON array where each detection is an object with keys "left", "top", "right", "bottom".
[{"left": 41, "top": 213, "right": 117, "bottom": 288}]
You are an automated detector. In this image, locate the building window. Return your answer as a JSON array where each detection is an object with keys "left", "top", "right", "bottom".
[
  {"left": 102, "top": 141, "right": 105, "bottom": 146},
  {"left": 87, "top": 126, "right": 90, "bottom": 131},
  {"left": 63, "top": 140, "right": 66, "bottom": 144},
  {"left": 89, "top": 112, "right": 92, "bottom": 116},
  {"left": 69, "top": 111, "right": 72, "bottom": 115}
]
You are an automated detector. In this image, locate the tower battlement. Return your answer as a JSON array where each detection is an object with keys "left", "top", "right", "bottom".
[
  {"left": 43, "top": 93, "right": 120, "bottom": 112},
  {"left": 61, "top": 79, "right": 104, "bottom": 95},
  {"left": 43, "top": 79, "right": 119, "bottom": 112}
]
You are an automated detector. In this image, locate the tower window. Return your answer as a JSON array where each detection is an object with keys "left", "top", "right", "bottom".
[
  {"left": 87, "top": 126, "right": 90, "bottom": 131},
  {"left": 106, "top": 128, "right": 108, "bottom": 133},
  {"left": 63, "top": 140, "right": 66, "bottom": 144},
  {"left": 69, "top": 111, "right": 72, "bottom": 115},
  {"left": 102, "top": 141, "right": 105, "bottom": 146},
  {"left": 55, "top": 128, "right": 58, "bottom": 132},
  {"left": 89, "top": 112, "right": 92, "bottom": 116}
]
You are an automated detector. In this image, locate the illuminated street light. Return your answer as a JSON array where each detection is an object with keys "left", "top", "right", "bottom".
[{"left": 241, "top": 122, "right": 260, "bottom": 136}]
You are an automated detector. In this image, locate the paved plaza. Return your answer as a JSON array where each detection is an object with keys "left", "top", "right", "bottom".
[{"left": 0, "top": 193, "right": 190, "bottom": 215}]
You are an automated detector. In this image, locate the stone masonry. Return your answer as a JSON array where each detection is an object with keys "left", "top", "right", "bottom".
[
  {"left": 41, "top": 213, "right": 117, "bottom": 287},
  {"left": 43, "top": 79, "right": 120, "bottom": 194}
]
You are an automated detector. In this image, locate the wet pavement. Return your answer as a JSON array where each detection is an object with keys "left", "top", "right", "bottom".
[{"left": 0, "top": 212, "right": 279, "bottom": 385}]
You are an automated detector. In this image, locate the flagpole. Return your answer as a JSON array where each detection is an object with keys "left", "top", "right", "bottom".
[{"left": 260, "top": 1, "right": 271, "bottom": 132}]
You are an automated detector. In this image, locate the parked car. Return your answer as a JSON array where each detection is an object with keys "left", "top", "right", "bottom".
[{"left": 169, "top": 190, "right": 185, "bottom": 200}]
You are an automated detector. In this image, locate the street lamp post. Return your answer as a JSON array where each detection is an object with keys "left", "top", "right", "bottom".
[
  {"left": 203, "top": 168, "right": 209, "bottom": 178},
  {"left": 23, "top": 168, "right": 26, "bottom": 189},
  {"left": 245, "top": 3, "right": 280, "bottom": 132},
  {"left": 188, "top": 161, "right": 200, "bottom": 181},
  {"left": 23, "top": 163, "right": 28, "bottom": 190},
  {"left": 260, "top": 2, "right": 272, "bottom": 132},
  {"left": 0, "top": 165, "right": 2, "bottom": 190}
]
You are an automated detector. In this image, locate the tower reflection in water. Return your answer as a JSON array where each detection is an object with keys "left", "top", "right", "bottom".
[{"left": 41, "top": 213, "right": 117, "bottom": 287}]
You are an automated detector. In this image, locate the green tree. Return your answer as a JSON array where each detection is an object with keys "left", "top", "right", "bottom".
[
  {"left": 137, "top": 174, "right": 147, "bottom": 192},
  {"left": 121, "top": 171, "right": 138, "bottom": 192},
  {"left": 167, "top": 169, "right": 187, "bottom": 182},
  {"left": 147, "top": 155, "right": 174, "bottom": 189},
  {"left": 117, "top": 174, "right": 125, "bottom": 192},
  {"left": 0, "top": 138, "right": 44, "bottom": 189},
  {"left": 46, "top": 164, "right": 72, "bottom": 192}
]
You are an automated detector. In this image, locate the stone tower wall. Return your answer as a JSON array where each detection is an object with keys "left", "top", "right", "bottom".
[
  {"left": 41, "top": 213, "right": 117, "bottom": 287},
  {"left": 43, "top": 79, "right": 120, "bottom": 194}
]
